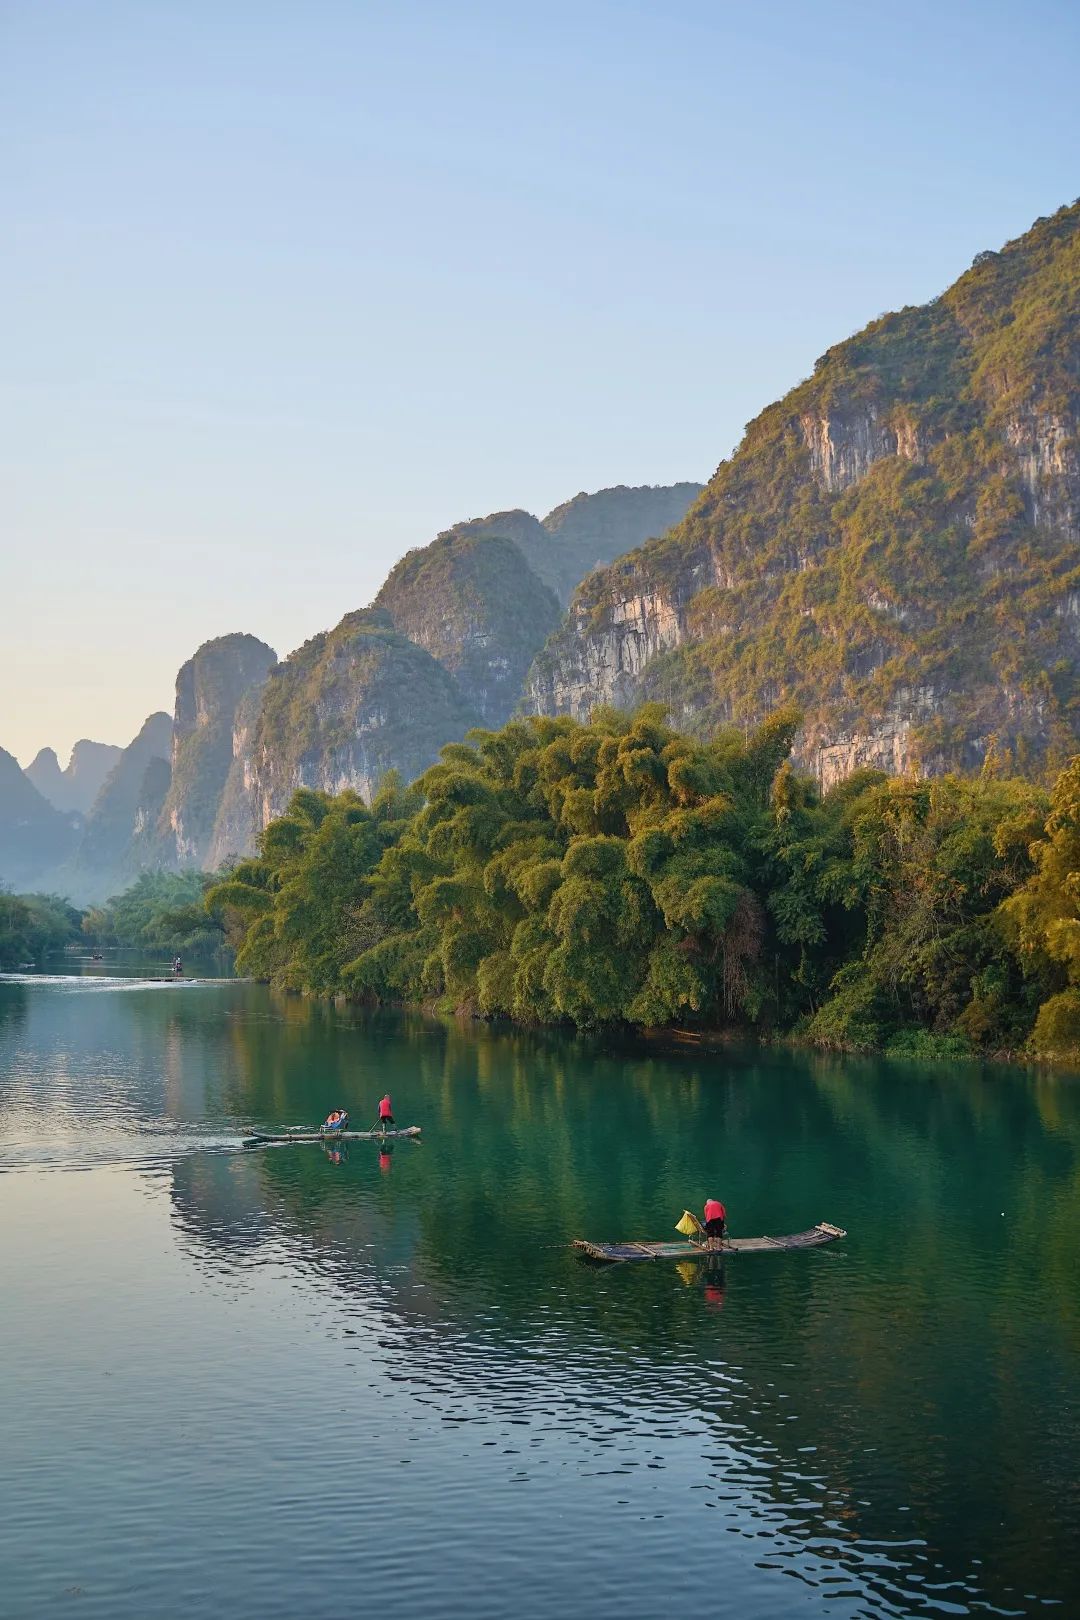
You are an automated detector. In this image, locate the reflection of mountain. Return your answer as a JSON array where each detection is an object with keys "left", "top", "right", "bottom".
[{"left": 162, "top": 1003, "right": 1080, "bottom": 1616}]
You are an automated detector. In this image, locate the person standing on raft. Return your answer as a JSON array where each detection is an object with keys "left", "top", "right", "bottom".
[
  {"left": 703, "top": 1197, "right": 727, "bottom": 1249},
  {"left": 375, "top": 1094, "right": 394, "bottom": 1129}
]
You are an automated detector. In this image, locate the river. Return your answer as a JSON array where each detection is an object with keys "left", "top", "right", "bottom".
[{"left": 1, "top": 959, "right": 1077, "bottom": 1618}]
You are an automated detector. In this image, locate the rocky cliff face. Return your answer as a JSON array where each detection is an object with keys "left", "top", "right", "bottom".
[
  {"left": 205, "top": 684, "right": 266, "bottom": 871},
  {"left": 155, "top": 633, "right": 276, "bottom": 866},
  {"left": 375, "top": 531, "right": 560, "bottom": 725},
  {"left": 26, "top": 740, "right": 123, "bottom": 815},
  {"left": 525, "top": 203, "right": 1080, "bottom": 783},
  {"left": 247, "top": 610, "right": 481, "bottom": 827}
]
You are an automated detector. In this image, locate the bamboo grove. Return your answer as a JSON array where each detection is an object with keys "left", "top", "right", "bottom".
[{"left": 205, "top": 706, "right": 1080, "bottom": 1059}]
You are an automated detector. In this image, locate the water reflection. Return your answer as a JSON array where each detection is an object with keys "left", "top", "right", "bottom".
[
  {"left": 1, "top": 975, "right": 1078, "bottom": 1616},
  {"left": 157, "top": 1003, "right": 1080, "bottom": 1616}
]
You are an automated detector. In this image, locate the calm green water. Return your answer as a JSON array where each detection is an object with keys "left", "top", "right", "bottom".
[{"left": 1, "top": 961, "right": 1078, "bottom": 1619}]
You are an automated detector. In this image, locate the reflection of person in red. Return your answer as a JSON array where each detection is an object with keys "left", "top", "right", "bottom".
[
  {"left": 703, "top": 1274, "right": 726, "bottom": 1310},
  {"left": 378, "top": 1148, "right": 393, "bottom": 1174}
]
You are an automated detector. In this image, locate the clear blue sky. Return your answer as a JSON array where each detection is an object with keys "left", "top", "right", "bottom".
[{"left": 3, "top": 0, "right": 1078, "bottom": 764}]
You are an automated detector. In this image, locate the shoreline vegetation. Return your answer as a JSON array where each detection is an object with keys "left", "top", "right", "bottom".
[
  {"left": 11, "top": 703, "right": 1080, "bottom": 1066},
  {"left": 0, "top": 870, "right": 226, "bottom": 971},
  {"left": 200, "top": 706, "right": 1080, "bottom": 1066}
]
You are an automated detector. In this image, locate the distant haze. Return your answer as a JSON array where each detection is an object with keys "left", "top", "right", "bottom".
[{"left": 4, "top": 0, "right": 1079, "bottom": 762}]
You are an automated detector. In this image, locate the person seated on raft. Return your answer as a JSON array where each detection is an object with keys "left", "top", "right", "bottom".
[
  {"left": 703, "top": 1197, "right": 727, "bottom": 1249},
  {"left": 322, "top": 1109, "right": 349, "bottom": 1132}
]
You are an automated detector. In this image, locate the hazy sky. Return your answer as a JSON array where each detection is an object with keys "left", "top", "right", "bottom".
[{"left": 3, "top": 0, "right": 1079, "bottom": 765}]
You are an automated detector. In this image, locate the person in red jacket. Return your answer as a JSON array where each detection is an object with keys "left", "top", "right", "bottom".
[
  {"left": 703, "top": 1197, "right": 727, "bottom": 1248},
  {"left": 375, "top": 1094, "right": 394, "bottom": 1129}
]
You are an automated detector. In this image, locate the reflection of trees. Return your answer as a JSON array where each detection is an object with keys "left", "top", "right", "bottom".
[
  {"left": 0, "top": 982, "right": 28, "bottom": 1035},
  {"left": 168, "top": 1005, "right": 1080, "bottom": 1614}
]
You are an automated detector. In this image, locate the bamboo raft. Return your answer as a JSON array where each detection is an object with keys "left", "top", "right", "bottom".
[
  {"left": 573, "top": 1222, "right": 846, "bottom": 1264},
  {"left": 242, "top": 1126, "right": 422, "bottom": 1149}
]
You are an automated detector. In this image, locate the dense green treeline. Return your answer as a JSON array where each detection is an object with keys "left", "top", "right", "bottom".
[
  {"left": 82, "top": 870, "right": 226, "bottom": 955},
  {"left": 206, "top": 708, "right": 1080, "bottom": 1058},
  {"left": 0, "top": 891, "right": 82, "bottom": 969},
  {"left": 0, "top": 871, "right": 227, "bottom": 971}
]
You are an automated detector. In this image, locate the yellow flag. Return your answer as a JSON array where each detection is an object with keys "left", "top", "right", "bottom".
[{"left": 675, "top": 1209, "right": 701, "bottom": 1237}]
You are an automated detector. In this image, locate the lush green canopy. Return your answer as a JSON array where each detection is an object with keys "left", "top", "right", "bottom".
[
  {"left": 83, "top": 870, "right": 226, "bottom": 954},
  {"left": 208, "top": 707, "right": 1080, "bottom": 1058},
  {"left": 0, "top": 891, "right": 81, "bottom": 969}
]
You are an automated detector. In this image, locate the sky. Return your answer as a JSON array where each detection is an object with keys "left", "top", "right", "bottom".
[{"left": 3, "top": 0, "right": 1079, "bottom": 765}]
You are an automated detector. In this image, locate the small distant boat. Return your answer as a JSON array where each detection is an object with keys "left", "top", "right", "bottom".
[
  {"left": 573, "top": 1222, "right": 846, "bottom": 1263},
  {"left": 242, "top": 1126, "right": 422, "bottom": 1149}
]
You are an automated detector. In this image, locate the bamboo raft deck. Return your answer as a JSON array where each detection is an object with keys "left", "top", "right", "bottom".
[
  {"left": 573, "top": 1222, "right": 846, "bottom": 1264},
  {"left": 242, "top": 1126, "right": 422, "bottom": 1149}
]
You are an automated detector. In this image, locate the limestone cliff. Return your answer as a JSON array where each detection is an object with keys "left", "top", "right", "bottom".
[
  {"left": 247, "top": 610, "right": 481, "bottom": 828},
  {"left": 525, "top": 202, "right": 1080, "bottom": 783},
  {"left": 155, "top": 633, "right": 276, "bottom": 866},
  {"left": 205, "top": 684, "right": 266, "bottom": 871},
  {"left": 375, "top": 531, "right": 560, "bottom": 725}
]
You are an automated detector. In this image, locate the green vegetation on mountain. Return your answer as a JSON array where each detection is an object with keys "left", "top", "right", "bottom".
[
  {"left": 251, "top": 611, "right": 480, "bottom": 823},
  {"left": 529, "top": 203, "right": 1080, "bottom": 781},
  {"left": 0, "top": 891, "right": 81, "bottom": 969},
  {"left": 433, "top": 485, "right": 703, "bottom": 608},
  {"left": 210, "top": 708, "right": 1080, "bottom": 1060},
  {"left": 376, "top": 531, "right": 560, "bottom": 724}
]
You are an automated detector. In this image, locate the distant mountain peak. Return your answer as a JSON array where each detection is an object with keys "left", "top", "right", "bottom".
[{"left": 26, "top": 738, "right": 123, "bottom": 814}]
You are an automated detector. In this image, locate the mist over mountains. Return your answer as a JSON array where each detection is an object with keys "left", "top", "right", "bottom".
[{"left": 25, "top": 741, "right": 122, "bottom": 815}]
